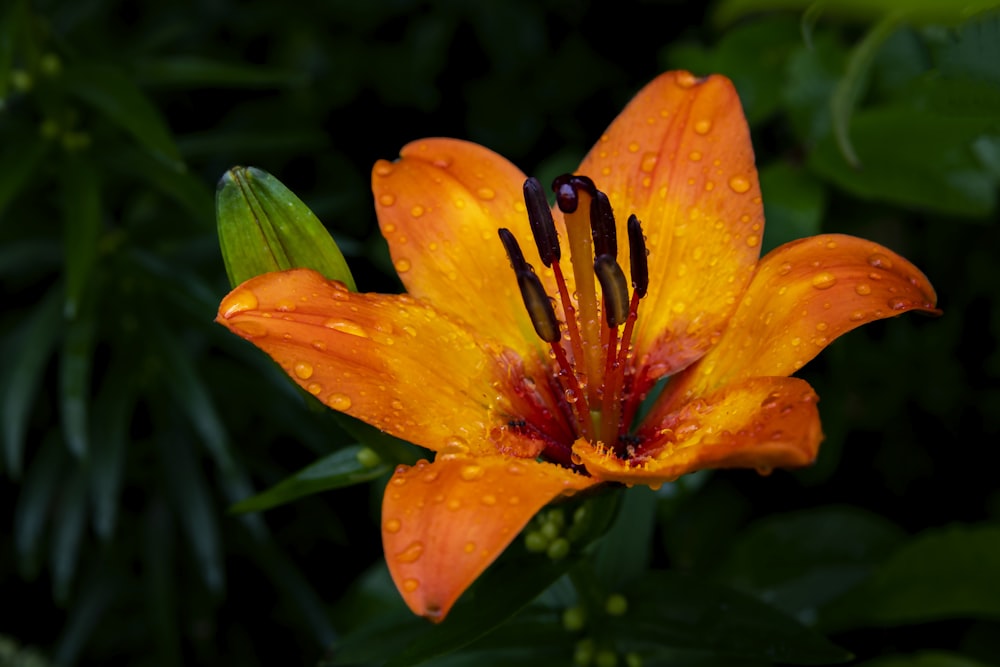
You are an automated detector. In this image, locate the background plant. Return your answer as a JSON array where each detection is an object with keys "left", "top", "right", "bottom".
[{"left": 1, "top": 0, "right": 998, "bottom": 665}]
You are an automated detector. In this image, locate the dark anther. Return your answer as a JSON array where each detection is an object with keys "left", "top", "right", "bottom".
[
  {"left": 507, "top": 419, "right": 527, "bottom": 428},
  {"left": 552, "top": 174, "right": 596, "bottom": 214},
  {"left": 523, "top": 177, "right": 560, "bottom": 266},
  {"left": 589, "top": 190, "right": 617, "bottom": 259},
  {"left": 627, "top": 214, "right": 649, "bottom": 298},
  {"left": 594, "top": 254, "right": 630, "bottom": 327},
  {"left": 499, "top": 228, "right": 561, "bottom": 343}
]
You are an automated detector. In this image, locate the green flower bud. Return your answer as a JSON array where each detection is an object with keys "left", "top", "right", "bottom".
[
  {"left": 605, "top": 593, "right": 628, "bottom": 616},
  {"left": 355, "top": 447, "right": 381, "bottom": 469},
  {"left": 562, "top": 605, "right": 586, "bottom": 632},
  {"left": 595, "top": 649, "right": 618, "bottom": 667},
  {"left": 546, "top": 536, "right": 570, "bottom": 560},
  {"left": 573, "top": 639, "right": 595, "bottom": 666},
  {"left": 524, "top": 530, "right": 549, "bottom": 553},
  {"left": 216, "top": 166, "right": 356, "bottom": 290}
]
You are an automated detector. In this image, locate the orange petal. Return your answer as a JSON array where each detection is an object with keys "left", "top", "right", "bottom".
[
  {"left": 577, "top": 377, "right": 821, "bottom": 486},
  {"left": 666, "top": 234, "right": 940, "bottom": 401},
  {"left": 577, "top": 71, "right": 763, "bottom": 378},
  {"left": 381, "top": 453, "right": 597, "bottom": 621},
  {"left": 372, "top": 138, "right": 550, "bottom": 363},
  {"left": 217, "top": 268, "right": 536, "bottom": 455}
]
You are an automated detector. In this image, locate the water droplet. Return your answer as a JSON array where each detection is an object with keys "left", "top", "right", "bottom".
[
  {"left": 825, "top": 239, "right": 838, "bottom": 249},
  {"left": 791, "top": 337, "right": 801, "bottom": 347},
  {"left": 374, "top": 162, "right": 393, "bottom": 177},
  {"left": 688, "top": 150, "right": 702, "bottom": 161},
  {"left": 231, "top": 320, "right": 268, "bottom": 337},
  {"left": 777, "top": 262, "right": 793, "bottom": 276},
  {"left": 384, "top": 518, "right": 401, "bottom": 533},
  {"left": 464, "top": 541, "right": 477, "bottom": 554},
  {"left": 220, "top": 288, "right": 259, "bottom": 318},
  {"left": 816, "top": 322, "right": 828, "bottom": 331},
  {"left": 811, "top": 272, "right": 837, "bottom": 290},
  {"left": 728, "top": 175, "right": 750, "bottom": 193},
  {"left": 327, "top": 393, "right": 352, "bottom": 410},
  {"left": 476, "top": 186, "right": 496, "bottom": 200},
  {"left": 293, "top": 361, "right": 314, "bottom": 379},
  {"left": 481, "top": 494, "right": 497, "bottom": 506},
  {"left": 888, "top": 297, "right": 909, "bottom": 310},
  {"left": 306, "top": 382, "right": 322, "bottom": 395},
  {"left": 441, "top": 436, "right": 470, "bottom": 457},
  {"left": 509, "top": 495, "right": 521, "bottom": 505},
  {"left": 746, "top": 235, "right": 759, "bottom": 247},
  {"left": 867, "top": 253, "right": 894, "bottom": 270},
  {"left": 396, "top": 541, "right": 424, "bottom": 563},
  {"left": 627, "top": 141, "right": 640, "bottom": 153},
  {"left": 395, "top": 258, "right": 412, "bottom": 273},
  {"left": 506, "top": 463, "right": 524, "bottom": 475},
  {"left": 410, "top": 205, "right": 425, "bottom": 218},
  {"left": 324, "top": 319, "right": 368, "bottom": 338},
  {"left": 855, "top": 283, "right": 872, "bottom": 296},
  {"left": 694, "top": 119, "right": 712, "bottom": 135},
  {"left": 402, "top": 578, "right": 420, "bottom": 592},
  {"left": 378, "top": 193, "right": 396, "bottom": 207},
  {"left": 447, "top": 498, "right": 462, "bottom": 511},
  {"left": 460, "top": 465, "right": 484, "bottom": 481},
  {"left": 672, "top": 302, "right": 686, "bottom": 314},
  {"left": 704, "top": 181, "right": 715, "bottom": 191},
  {"left": 640, "top": 152, "right": 658, "bottom": 173}
]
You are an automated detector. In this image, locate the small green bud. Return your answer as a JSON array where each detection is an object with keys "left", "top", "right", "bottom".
[
  {"left": 216, "top": 166, "right": 357, "bottom": 290},
  {"left": 355, "top": 447, "right": 381, "bottom": 469},
  {"left": 547, "top": 508, "right": 566, "bottom": 528},
  {"left": 61, "top": 131, "right": 91, "bottom": 151},
  {"left": 40, "top": 118, "right": 60, "bottom": 139},
  {"left": 40, "top": 53, "right": 62, "bottom": 76},
  {"left": 11, "top": 69, "right": 32, "bottom": 92},
  {"left": 625, "top": 652, "right": 643, "bottom": 667},
  {"left": 605, "top": 593, "right": 628, "bottom": 616},
  {"left": 546, "top": 536, "right": 570, "bottom": 560},
  {"left": 524, "top": 530, "right": 549, "bottom": 553},
  {"left": 540, "top": 519, "right": 561, "bottom": 541},
  {"left": 562, "top": 605, "right": 586, "bottom": 632},
  {"left": 595, "top": 650, "right": 618, "bottom": 667},
  {"left": 573, "top": 639, "right": 595, "bottom": 666}
]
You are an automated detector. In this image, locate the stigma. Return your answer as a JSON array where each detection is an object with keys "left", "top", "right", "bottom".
[{"left": 498, "top": 175, "right": 649, "bottom": 459}]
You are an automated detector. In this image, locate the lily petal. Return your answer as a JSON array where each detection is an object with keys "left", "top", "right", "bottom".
[
  {"left": 578, "top": 71, "right": 763, "bottom": 378},
  {"left": 577, "top": 377, "right": 821, "bottom": 485},
  {"left": 372, "top": 138, "right": 550, "bottom": 362},
  {"left": 382, "top": 453, "right": 597, "bottom": 621},
  {"left": 217, "top": 268, "right": 539, "bottom": 454},
  {"left": 665, "top": 234, "right": 940, "bottom": 401}
]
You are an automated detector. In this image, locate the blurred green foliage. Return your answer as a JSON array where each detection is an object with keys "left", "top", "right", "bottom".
[{"left": 1, "top": 0, "right": 999, "bottom": 665}]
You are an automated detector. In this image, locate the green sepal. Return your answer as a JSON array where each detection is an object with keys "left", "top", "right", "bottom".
[{"left": 216, "top": 166, "right": 357, "bottom": 290}]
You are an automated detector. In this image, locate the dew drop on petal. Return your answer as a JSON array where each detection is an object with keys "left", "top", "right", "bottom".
[
  {"left": 868, "top": 253, "right": 894, "bottom": 270},
  {"left": 220, "top": 289, "right": 259, "bottom": 318},
  {"left": 506, "top": 463, "right": 524, "bottom": 475},
  {"left": 327, "top": 393, "right": 352, "bottom": 410},
  {"left": 306, "top": 382, "right": 322, "bottom": 395},
  {"left": 396, "top": 541, "right": 424, "bottom": 563},
  {"left": 460, "top": 465, "right": 485, "bottom": 481},
  {"left": 688, "top": 150, "right": 702, "bottom": 161},
  {"left": 728, "top": 175, "right": 750, "bottom": 193},
  {"left": 410, "top": 205, "right": 425, "bottom": 218},
  {"left": 640, "top": 152, "right": 658, "bottom": 173},
  {"left": 325, "top": 319, "right": 368, "bottom": 338},
  {"left": 855, "top": 283, "right": 872, "bottom": 296},
  {"left": 402, "top": 578, "right": 420, "bottom": 592},
  {"left": 293, "top": 361, "right": 314, "bottom": 379},
  {"left": 395, "top": 258, "right": 412, "bottom": 273},
  {"left": 849, "top": 310, "right": 865, "bottom": 321},
  {"left": 811, "top": 272, "right": 837, "bottom": 290},
  {"left": 476, "top": 187, "right": 496, "bottom": 201},
  {"left": 464, "top": 541, "right": 477, "bottom": 554},
  {"left": 384, "top": 518, "right": 402, "bottom": 534},
  {"left": 374, "top": 163, "right": 393, "bottom": 177},
  {"left": 441, "top": 436, "right": 470, "bottom": 457},
  {"left": 378, "top": 193, "right": 396, "bottom": 207},
  {"left": 889, "top": 297, "right": 910, "bottom": 310},
  {"left": 481, "top": 494, "right": 497, "bottom": 506},
  {"left": 694, "top": 119, "right": 712, "bottom": 135},
  {"left": 746, "top": 235, "right": 759, "bottom": 247},
  {"left": 675, "top": 71, "right": 697, "bottom": 88},
  {"left": 777, "top": 262, "right": 793, "bottom": 276}
]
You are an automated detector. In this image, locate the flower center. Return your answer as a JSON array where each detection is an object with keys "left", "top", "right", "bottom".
[{"left": 499, "top": 175, "right": 649, "bottom": 462}]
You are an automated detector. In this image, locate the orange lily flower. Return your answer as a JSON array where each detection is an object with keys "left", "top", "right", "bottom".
[{"left": 216, "top": 71, "right": 938, "bottom": 622}]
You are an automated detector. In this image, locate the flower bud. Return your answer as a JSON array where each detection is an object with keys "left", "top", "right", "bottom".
[{"left": 216, "top": 166, "right": 356, "bottom": 290}]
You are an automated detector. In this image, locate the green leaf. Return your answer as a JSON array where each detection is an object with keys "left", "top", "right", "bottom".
[
  {"left": 713, "top": 0, "right": 1000, "bottom": 27},
  {"left": 0, "top": 240, "right": 61, "bottom": 278},
  {"left": 855, "top": 652, "right": 995, "bottom": 667},
  {"left": 331, "top": 554, "right": 579, "bottom": 666},
  {"left": 715, "top": 506, "right": 905, "bottom": 619},
  {"left": 1, "top": 285, "right": 63, "bottom": 476},
  {"left": 134, "top": 56, "right": 307, "bottom": 88},
  {"left": 808, "top": 106, "right": 998, "bottom": 217},
  {"left": 89, "top": 360, "right": 134, "bottom": 541},
  {"left": 782, "top": 34, "right": 847, "bottom": 146},
  {"left": 593, "top": 487, "right": 657, "bottom": 591},
  {"left": 157, "top": 433, "right": 225, "bottom": 594},
  {"left": 53, "top": 564, "right": 119, "bottom": 667},
  {"left": 831, "top": 14, "right": 903, "bottom": 168},
  {"left": 144, "top": 501, "right": 183, "bottom": 667},
  {"left": 60, "top": 155, "right": 103, "bottom": 320},
  {"left": 821, "top": 523, "right": 1000, "bottom": 629},
  {"left": 759, "top": 162, "right": 826, "bottom": 253},
  {"left": 13, "top": 435, "right": 65, "bottom": 576},
  {"left": 50, "top": 463, "right": 88, "bottom": 603},
  {"left": 216, "top": 166, "right": 357, "bottom": 289},
  {"left": 613, "top": 571, "right": 852, "bottom": 664},
  {"left": 230, "top": 445, "right": 390, "bottom": 513},
  {"left": 63, "top": 62, "right": 181, "bottom": 164},
  {"left": 0, "top": 133, "right": 48, "bottom": 217},
  {"left": 59, "top": 311, "right": 96, "bottom": 459}
]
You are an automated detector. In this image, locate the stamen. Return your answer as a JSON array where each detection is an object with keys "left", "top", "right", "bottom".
[
  {"left": 498, "top": 228, "right": 560, "bottom": 343},
  {"left": 627, "top": 214, "right": 649, "bottom": 297},
  {"left": 522, "top": 177, "right": 560, "bottom": 266},
  {"left": 553, "top": 174, "right": 596, "bottom": 214},
  {"left": 594, "top": 255, "right": 629, "bottom": 328},
  {"left": 589, "top": 191, "right": 617, "bottom": 259}
]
